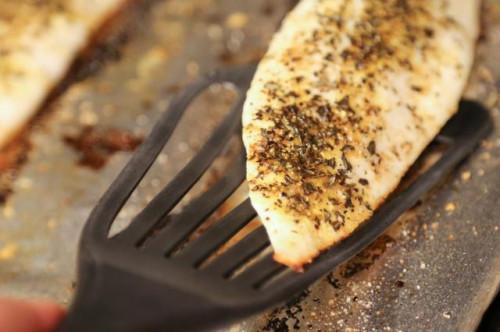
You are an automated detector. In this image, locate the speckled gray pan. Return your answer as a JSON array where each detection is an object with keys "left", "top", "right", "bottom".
[{"left": 0, "top": 1, "right": 498, "bottom": 331}]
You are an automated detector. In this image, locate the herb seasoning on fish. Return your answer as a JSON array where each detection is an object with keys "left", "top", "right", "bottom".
[{"left": 243, "top": 0, "right": 480, "bottom": 268}]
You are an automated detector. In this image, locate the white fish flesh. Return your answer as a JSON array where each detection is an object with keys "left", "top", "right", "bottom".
[{"left": 242, "top": 0, "right": 480, "bottom": 269}]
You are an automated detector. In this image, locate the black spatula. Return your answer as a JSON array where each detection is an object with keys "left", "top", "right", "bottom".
[{"left": 57, "top": 64, "right": 493, "bottom": 332}]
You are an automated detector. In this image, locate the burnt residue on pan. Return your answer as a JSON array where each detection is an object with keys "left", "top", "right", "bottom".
[
  {"left": 337, "top": 234, "right": 396, "bottom": 279},
  {"left": 263, "top": 289, "right": 312, "bottom": 331},
  {"left": 63, "top": 126, "right": 143, "bottom": 170},
  {"left": 260, "top": 234, "right": 396, "bottom": 331},
  {"left": 0, "top": 136, "right": 32, "bottom": 204},
  {"left": 68, "top": 0, "right": 148, "bottom": 83},
  {"left": 52, "top": 0, "right": 151, "bottom": 88}
]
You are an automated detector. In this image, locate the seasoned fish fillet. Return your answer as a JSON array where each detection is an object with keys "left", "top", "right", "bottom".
[
  {"left": 242, "top": 0, "right": 480, "bottom": 269},
  {"left": 0, "top": 0, "right": 128, "bottom": 149}
]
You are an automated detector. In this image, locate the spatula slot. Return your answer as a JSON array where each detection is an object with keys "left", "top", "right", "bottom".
[
  {"left": 176, "top": 198, "right": 257, "bottom": 266},
  {"left": 203, "top": 227, "right": 270, "bottom": 277},
  {"left": 140, "top": 153, "right": 245, "bottom": 254}
]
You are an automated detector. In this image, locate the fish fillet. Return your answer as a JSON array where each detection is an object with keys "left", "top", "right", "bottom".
[
  {"left": 242, "top": 0, "right": 480, "bottom": 269},
  {"left": 0, "top": 0, "right": 128, "bottom": 149}
]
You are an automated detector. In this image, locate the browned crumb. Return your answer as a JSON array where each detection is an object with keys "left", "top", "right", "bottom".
[
  {"left": 445, "top": 202, "right": 456, "bottom": 212},
  {"left": 64, "top": 126, "right": 143, "bottom": 170},
  {"left": 461, "top": 171, "right": 472, "bottom": 181}
]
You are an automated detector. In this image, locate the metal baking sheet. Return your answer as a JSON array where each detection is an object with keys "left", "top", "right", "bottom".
[{"left": 0, "top": 1, "right": 498, "bottom": 331}]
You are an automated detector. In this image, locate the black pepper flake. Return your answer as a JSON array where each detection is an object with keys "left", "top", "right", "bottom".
[
  {"left": 317, "top": 104, "right": 331, "bottom": 118},
  {"left": 294, "top": 76, "right": 304, "bottom": 83},
  {"left": 337, "top": 96, "right": 353, "bottom": 112},
  {"left": 359, "top": 178, "right": 369, "bottom": 186},
  {"left": 303, "top": 182, "right": 316, "bottom": 195},
  {"left": 368, "top": 140, "right": 376, "bottom": 155},
  {"left": 424, "top": 27, "right": 434, "bottom": 38},
  {"left": 345, "top": 197, "right": 353, "bottom": 208},
  {"left": 333, "top": 212, "right": 345, "bottom": 230},
  {"left": 326, "top": 158, "right": 336, "bottom": 169},
  {"left": 340, "top": 49, "right": 351, "bottom": 60},
  {"left": 284, "top": 104, "right": 299, "bottom": 114},
  {"left": 341, "top": 153, "right": 352, "bottom": 171},
  {"left": 341, "top": 144, "right": 355, "bottom": 152},
  {"left": 411, "top": 85, "right": 423, "bottom": 92},
  {"left": 328, "top": 197, "right": 340, "bottom": 205},
  {"left": 314, "top": 218, "right": 322, "bottom": 230}
]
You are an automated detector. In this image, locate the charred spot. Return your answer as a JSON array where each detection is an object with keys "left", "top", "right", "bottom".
[
  {"left": 395, "top": 280, "right": 405, "bottom": 288},
  {"left": 327, "top": 274, "right": 342, "bottom": 289}
]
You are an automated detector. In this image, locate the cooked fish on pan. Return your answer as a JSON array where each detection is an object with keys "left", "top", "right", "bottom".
[
  {"left": 0, "top": 0, "right": 128, "bottom": 149},
  {"left": 242, "top": 0, "right": 480, "bottom": 269}
]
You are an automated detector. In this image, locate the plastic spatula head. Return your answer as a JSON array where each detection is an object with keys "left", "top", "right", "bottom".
[{"left": 57, "top": 64, "right": 493, "bottom": 332}]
